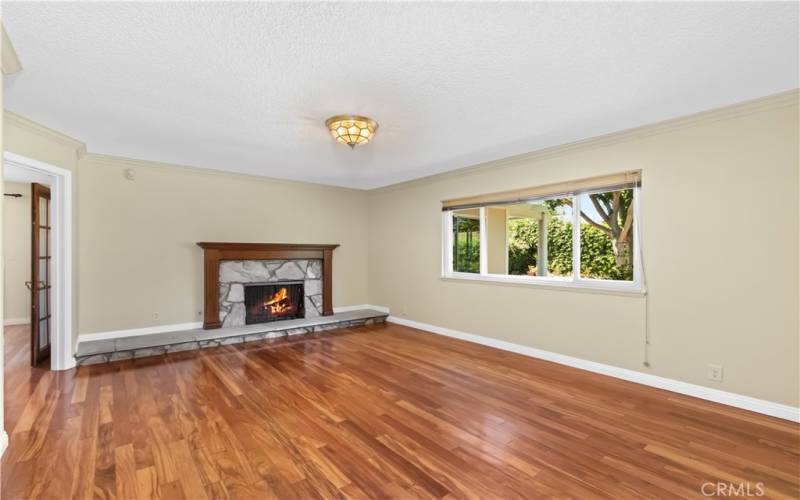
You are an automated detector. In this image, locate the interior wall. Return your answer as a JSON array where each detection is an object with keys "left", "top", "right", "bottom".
[
  {"left": 77, "top": 154, "right": 370, "bottom": 335},
  {"left": 3, "top": 111, "right": 84, "bottom": 350},
  {"left": 367, "top": 94, "right": 800, "bottom": 407},
  {"left": 1, "top": 112, "right": 372, "bottom": 344},
  {"left": 2, "top": 182, "right": 30, "bottom": 322}
]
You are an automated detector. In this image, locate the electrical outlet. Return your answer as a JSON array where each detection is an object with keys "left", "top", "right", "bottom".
[
  {"left": 401, "top": 304, "right": 408, "bottom": 316},
  {"left": 707, "top": 363, "right": 723, "bottom": 382},
  {"left": 152, "top": 311, "right": 159, "bottom": 321}
]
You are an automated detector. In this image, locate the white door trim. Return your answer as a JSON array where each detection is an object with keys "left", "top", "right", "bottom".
[{"left": 4, "top": 152, "right": 74, "bottom": 371}]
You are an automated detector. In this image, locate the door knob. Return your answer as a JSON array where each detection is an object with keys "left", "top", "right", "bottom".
[{"left": 25, "top": 281, "right": 32, "bottom": 291}]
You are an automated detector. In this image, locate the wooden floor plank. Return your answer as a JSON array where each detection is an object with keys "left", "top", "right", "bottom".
[
  {"left": 115, "top": 443, "right": 140, "bottom": 500},
  {"left": 2, "top": 323, "right": 798, "bottom": 499}
]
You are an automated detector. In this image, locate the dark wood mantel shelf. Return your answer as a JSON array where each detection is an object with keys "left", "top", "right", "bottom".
[{"left": 197, "top": 242, "right": 339, "bottom": 329}]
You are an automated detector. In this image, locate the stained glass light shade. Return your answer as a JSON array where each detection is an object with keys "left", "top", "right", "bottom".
[{"left": 325, "top": 115, "right": 379, "bottom": 148}]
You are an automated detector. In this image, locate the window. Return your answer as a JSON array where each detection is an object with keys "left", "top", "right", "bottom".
[
  {"left": 442, "top": 172, "right": 641, "bottom": 291},
  {"left": 451, "top": 210, "right": 480, "bottom": 273},
  {"left": 490, "top": 198, "right": 573, "bottom": 278},
  {"left": 578, "top": 189, "right": 635, "bottom": 281}
]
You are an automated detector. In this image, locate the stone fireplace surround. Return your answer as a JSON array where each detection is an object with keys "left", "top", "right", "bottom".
[
  {"left": 198, "top": 242, "right": 338, "bottom": 329},
  {"left": 219, "top": 259, "right": 322, "bottom": 327}
]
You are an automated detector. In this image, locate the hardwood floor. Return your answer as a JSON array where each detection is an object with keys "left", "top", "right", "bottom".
[{"left": 2, "top": 322, "right": 798, "bottom": 499}]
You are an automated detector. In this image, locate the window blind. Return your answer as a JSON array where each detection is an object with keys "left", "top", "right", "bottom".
[{"left": 441, "top": 170, "right": 641, "bottom": 211}]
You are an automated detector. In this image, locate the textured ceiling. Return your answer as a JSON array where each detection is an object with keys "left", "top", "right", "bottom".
[{"left": 3, "top": 2, "right": 798, "bottom": 189}]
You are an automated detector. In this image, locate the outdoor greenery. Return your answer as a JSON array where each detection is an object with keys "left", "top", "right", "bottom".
[
  {"left": 574, "top": 189, "right": 635, "bottom": 278},
  {"left": 453, "top": 217, "right": 480, "bottom": 273},
  {"left": 507, "top": 217, "right": 572, "bottom": 276},
  {"left": 508, "top": 217, "right": 633, "bottom": 280},
  {"left": 452, "top": 189, "right": 634, "bottom": 280},
  {"left": 509, "top": 190, "right": 634, "bottom": 280}
]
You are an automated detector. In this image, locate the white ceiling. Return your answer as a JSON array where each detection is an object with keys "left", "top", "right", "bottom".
[{"left": 3, "top": 2, "right": 798, "bottom": 189}]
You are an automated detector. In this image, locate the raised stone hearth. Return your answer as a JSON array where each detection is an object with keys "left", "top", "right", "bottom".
[
  {"left": 219, "top": 259, "right": 322, "bottom": 327},
  {"left": 76, "top": 308, "right": 388, "bottom": 366}
]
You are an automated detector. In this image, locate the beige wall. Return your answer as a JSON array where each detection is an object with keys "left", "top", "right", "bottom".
[
  {"left": 3, "top": 112, "right": 84, "bottom": 350},
  {"left": 1, "top": 113, "right": 372, "bottom": 341},
  {"left": 367, "top": 94, "right": 800, "bottom": 407},
  {"left": 77, "top": 155, "right": 370, "bottom": 334},
  {"left": 2, "top": 182, "right": 30, "bottom": 322}
]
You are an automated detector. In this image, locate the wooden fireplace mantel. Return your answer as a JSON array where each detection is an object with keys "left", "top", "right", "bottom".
[{"left": 197, "top": 242, "right": 340, "bottom": 329}]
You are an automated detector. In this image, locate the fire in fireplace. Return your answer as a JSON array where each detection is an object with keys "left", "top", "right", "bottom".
[{"left": 244, "top": 282, "right": 304, "bottom": 324}]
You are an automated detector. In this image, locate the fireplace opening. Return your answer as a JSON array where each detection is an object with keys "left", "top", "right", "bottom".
[{"left": 244, "top": 281, "right": 304, "bottom": 325}]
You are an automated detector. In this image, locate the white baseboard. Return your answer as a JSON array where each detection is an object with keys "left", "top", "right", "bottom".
[
  {"left": 3, "top": 317, "right": 30, "bottom": 326},
  {"left": 334, "top": 304, "right": 390, "bottom": 314},
  {"left": 387, "top": 315, "right": 800, "bottom": 423},
  {"left": 0, "top": 430, "right": 8, "bottom": 458},
  {"left": 78, "top": 321, "right": 203, "bottom": 343}
]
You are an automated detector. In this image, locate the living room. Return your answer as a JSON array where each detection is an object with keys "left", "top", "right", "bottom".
[{"left": 1, "top": 2, "right": 798, "bottom": 498}]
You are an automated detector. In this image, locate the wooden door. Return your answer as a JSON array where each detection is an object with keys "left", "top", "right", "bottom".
[{"left": 30, "top": 183, "right": 51, "bottom": 366}]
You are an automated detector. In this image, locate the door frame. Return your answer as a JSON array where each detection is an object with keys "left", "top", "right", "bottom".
[{"left": 4, "top": 152, "right": 73, "bottom": 370}]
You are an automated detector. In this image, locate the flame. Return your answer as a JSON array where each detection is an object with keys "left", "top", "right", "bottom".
[{"left": 263, "top": 287, "right": 292, "bottom": 314}]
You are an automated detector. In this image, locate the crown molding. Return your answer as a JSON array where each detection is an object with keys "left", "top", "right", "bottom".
[
  {"left": 3, "top": 111, "right": 86, "bottom": 153},
  {"left": 370, "top": 89, "right": 800, "bottom": 194},
  {"left": 2, "top": 25, "right": 22, "bottom": 75},
  {"left": 82, "top": 152, "right": 365, "bottom": 193}
]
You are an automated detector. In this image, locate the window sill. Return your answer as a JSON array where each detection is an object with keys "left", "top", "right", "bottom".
[{"left": 441, "top": 272, "right": 645, "bottom": 297}]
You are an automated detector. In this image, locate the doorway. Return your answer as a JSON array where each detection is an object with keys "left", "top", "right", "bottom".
[
  {"left": 3, "top": 181, "right": 48, "bottom": 368},
  {"left": 3, "top": 152, "right": 73, "bottom": 371}
]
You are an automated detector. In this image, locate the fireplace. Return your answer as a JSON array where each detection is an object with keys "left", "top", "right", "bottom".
[
  {"left": 244, "top": 282, "right": 304, "bottom": 325},
  {"left": 197, "top": 243, "right": 338, "bottom": 329}
]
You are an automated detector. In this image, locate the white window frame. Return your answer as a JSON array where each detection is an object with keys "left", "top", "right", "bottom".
[{"left": 441, "top": 187, "right": 642, "bottom": 294}]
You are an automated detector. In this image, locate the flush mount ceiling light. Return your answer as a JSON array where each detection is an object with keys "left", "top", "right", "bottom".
[{"left": 325, "top": 115, "right": 379, "bottom": 148}]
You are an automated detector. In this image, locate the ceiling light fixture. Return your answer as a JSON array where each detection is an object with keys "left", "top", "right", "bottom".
[{"left": 325, "top": 115, "right": 379, "bottom": 148}]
